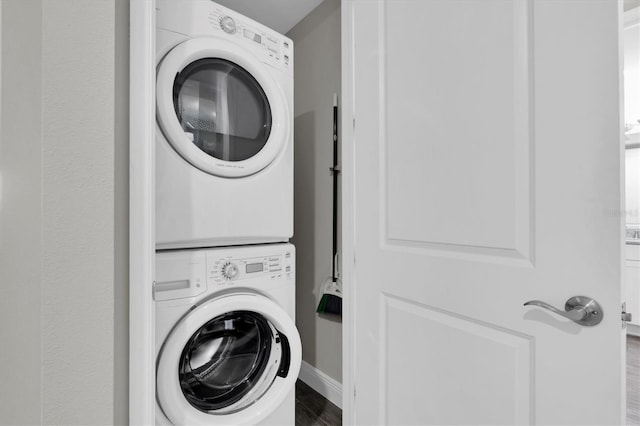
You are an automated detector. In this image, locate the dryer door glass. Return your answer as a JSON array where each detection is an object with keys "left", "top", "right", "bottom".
[
  {"left": 173, "top": 58, "right": 272, "bottom": 162},
  {"left": 178, "top": 310, "right": 281, "bottom": 413}
]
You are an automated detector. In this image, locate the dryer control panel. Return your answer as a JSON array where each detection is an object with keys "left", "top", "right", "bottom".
[
  {"left": 156, "top": 0, "right": 293, "bottom": 74},
  {"left": 205, "top": 8, "right": 293, "bottom": 72}
]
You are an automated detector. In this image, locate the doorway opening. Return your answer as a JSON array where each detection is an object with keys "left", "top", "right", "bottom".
[{"left": 286, "top": 0, "right": 344, "bottom": 424}]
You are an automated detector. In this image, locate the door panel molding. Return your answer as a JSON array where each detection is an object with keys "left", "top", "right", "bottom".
[
  {"left": 379, "top": 293, "right": 535, "bottom": 425},
  {"left": 378, "top": 0, "right": 535, "bottom": 266}
]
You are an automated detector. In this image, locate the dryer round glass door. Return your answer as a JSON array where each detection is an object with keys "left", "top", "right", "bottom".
[
  {"left": 157, "top": 38, "right": 290, "bottom": 178},
  {"left": 156, "top": 294, "right": 302, "bottom": 425},
  {"left": 173, "top": 59, "right": 271, "bottom": 163}
]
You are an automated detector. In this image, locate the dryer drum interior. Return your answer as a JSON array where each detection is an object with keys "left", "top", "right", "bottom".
[
  {"left": 172, "top": 58, "right": 272, "bottom": 162},
  {"left": 178, "top": 310, "right": 290, "bottom": 414}
]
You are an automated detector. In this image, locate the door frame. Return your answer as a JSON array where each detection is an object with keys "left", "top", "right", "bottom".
[
  {"left": 129, "top": 0, "right": 156, "bottom": 424},
  {"left": 340, "top": 1, "right": 356, "bottom": 423},
  {"left": 623, "top": 6, "right": 640, "bottom": 337},
  {"left": 339, "top": 0, "right": 628, "bottom": 423}
]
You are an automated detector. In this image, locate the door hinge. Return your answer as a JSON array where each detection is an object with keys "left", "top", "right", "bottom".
[{"left": 622, "top": 302, "right": 632, "bottom": 328}]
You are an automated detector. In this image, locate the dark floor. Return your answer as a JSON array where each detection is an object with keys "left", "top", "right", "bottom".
[
  {"left": 294, "top": 336, "right": 639, "bottom": 426},
  {"left": 629, "top": 335, "right": 640, "bottom": 426},
  {"left": 295, "top": 380, "right": 342, "bottom": 426}
]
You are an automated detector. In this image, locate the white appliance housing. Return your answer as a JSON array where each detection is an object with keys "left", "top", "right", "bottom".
[
  {"left": 155, "top": 243, "right": 301, "bottom": 426},
  {"left": 155, "top": 0, "right": 294, "bottom": 249}
]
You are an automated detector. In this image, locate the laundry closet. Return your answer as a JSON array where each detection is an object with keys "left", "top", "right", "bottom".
[{"left": 150, "top": 0, "right": 343, "bottom": 424}]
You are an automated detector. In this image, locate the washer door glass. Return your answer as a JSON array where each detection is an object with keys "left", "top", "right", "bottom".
[
  {"left": 179, "top": 310, "right": 280, "bottom": 413},
  {"left": 173, "top": 58, "right": 272, "bottom": 162}
]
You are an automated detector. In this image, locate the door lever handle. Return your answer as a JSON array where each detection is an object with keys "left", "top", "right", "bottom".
[{"left": 524, "top": 296, "right": 603, "bottom": 326}]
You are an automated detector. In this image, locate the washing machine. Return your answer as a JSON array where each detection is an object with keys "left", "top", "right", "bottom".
[
  {"left": 155, "top": 0, "right": 294, "bottom": 250},
  {"left": 155, "top": 243, "right": 301, "bottom": 425}
]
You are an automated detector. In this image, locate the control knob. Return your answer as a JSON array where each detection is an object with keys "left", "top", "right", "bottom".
[
  {"left": 219, "top": 16, "right": 236, "bottom": 34},
  {"left": 221, "top": 262, "right": 239, "bottom": 280}
]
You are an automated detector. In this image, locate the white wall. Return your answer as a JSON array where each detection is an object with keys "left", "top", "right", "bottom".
[
  {"left": 0, "top": 1, "right": 128, "bottom": 424},
  {"left": 288, "top": 0, "right": 342, "bottom": 383}
]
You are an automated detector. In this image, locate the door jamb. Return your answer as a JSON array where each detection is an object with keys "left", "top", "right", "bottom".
[
  {"left": 341, "top": 0, "right": 356, "bottom": 423},
  {"left": 129, "top": 1, "right": 156, "bottom": 424}
]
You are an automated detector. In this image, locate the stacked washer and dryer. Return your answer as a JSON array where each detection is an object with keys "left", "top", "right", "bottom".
[{"left": 153, "top": 1, "right": 301, "bottom": 425}]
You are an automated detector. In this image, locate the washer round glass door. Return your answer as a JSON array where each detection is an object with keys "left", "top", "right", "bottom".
[
  {"left": 157, "top": 38, "right": 289, "bottom": 178},
  {"left": 157, "top": 294, "right": 302, "bottom": 425}
]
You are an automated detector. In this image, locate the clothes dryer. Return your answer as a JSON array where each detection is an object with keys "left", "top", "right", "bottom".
[
  {"left": 155, "top": 243, "right": 301, "bottom": 425},
  {"left": 155, "top": 0, "right": 293, "bottom": 249}
]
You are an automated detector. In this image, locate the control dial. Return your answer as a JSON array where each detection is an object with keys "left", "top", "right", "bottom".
[
  {"left": 219, "top": 16, "right": 236, "bottom": 34},
  {"left": 221, "top": 262, "right": 239, "bottom": 280}
]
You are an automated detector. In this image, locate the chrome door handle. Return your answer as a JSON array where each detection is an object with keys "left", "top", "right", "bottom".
[{"left": 524, "top": 296, "right": 603, "bottom": 326}]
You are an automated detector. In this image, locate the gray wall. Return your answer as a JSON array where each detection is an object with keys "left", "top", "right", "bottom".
[
  {"left": 0, "top": 1, "right": 128, "bottom": 424},
  {"left": 288, "top": 0, "right": 342, "bottom": 383},
  {"left": 114, "top": 0, "right": 130, "bottom": 423},
  {"left": 0, "top": 2, "right": 43, "bottom": 423}
]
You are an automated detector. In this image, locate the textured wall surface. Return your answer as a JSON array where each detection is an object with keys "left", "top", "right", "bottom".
[
  {"left": 0, "top": 1, "right": 122, "bottom": 425},
  {"left": 288, "top": 0, "right": 342, "bottom": 383},
  {"left": 114, "top": 0, "right": 130, "bottom": 424},
  {"left": 0, "top": 1, "right": 44, "bottom": 424},
  {"left": 40, "top": 1, "right": 116, "bottom": 424}
]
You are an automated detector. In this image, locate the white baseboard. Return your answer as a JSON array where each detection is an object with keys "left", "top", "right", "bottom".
[
  {"left": 298, "top": 360, "right": 343, "bottom": 409},
  {"left": 628, "top": 323, "right": 640, "bottom": 337}
]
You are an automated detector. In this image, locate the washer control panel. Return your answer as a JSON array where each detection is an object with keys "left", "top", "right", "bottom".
[
  {"left": 154, "top": 250, "right": 207, "bottom": 301},
  {"left": 207, "top": 245, "right": 294, "bottom": 286},
  {"left": 155, "top": 244, "right": 294, "bottom": 301},
  {"left": 219, "top": 15, "right": 237, "bottom": 34}
]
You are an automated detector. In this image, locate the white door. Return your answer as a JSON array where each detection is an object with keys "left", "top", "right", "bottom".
[{"left": 343, "top": 0, "right": 625, "bottom": 424}]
